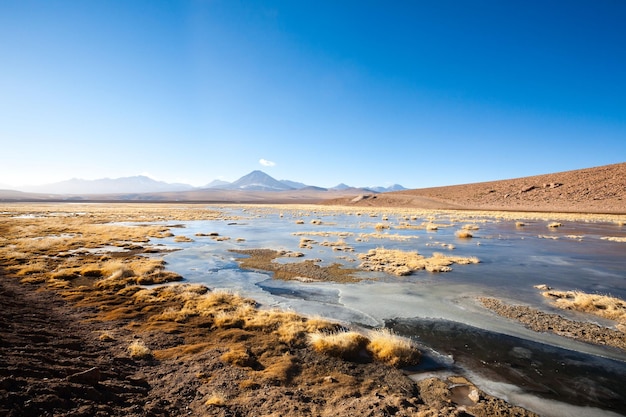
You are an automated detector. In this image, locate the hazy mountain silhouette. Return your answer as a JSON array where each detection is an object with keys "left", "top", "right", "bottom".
[
  {"left": 9, "top": 171, "right": 404, "bottom": 195},
  {"left": 20, "top": 176, "right": 194, "bottom": 194}
]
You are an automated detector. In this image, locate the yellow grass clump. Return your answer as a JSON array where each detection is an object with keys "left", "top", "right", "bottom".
[
  {"left": 542, "top": 290, "right": 626, "bottom": 327},
  {"left": 128, "top": 340, "right": 152, "bottom": 359},
  {"left": 358, "top": 248, "right": 479, "bottom": 276},
  {"left": 205, "top": 392, "right": 227, "bottom": 407},
  {"left": 309, "top": 329, "right": 421, "bottom": 367},
  {"left": 309, "top": 331, "right": 370, "bottom": 362},
  {"left": 375, "top": 222, "right": 391, "bottom": 231},
  {"left": 455, "top": 230, "right": 473, "bottom": 239},
  {"left": 367, "top": 329, "right": 421, "bottom": 367}
]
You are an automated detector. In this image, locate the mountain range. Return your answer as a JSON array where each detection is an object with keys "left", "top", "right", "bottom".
[{"left": 11, "top": 170, "right": 405, "bottom": 195}]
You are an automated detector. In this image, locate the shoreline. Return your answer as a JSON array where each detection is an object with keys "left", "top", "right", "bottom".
[{"left": 2, "top": 202, "right": 625, "bottom": 416}]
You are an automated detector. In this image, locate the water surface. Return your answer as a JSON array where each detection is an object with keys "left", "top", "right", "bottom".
[{"left": 157, "top": 206, "right": 626, "bottom": 416}]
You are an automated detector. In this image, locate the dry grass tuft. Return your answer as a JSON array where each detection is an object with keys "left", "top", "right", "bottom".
[
  {"left": 542, "top": 290, "right": 626, "bottom": 327},
  {"left": 455, "top": 230, "right": 473, "bottom": 239},
  {"left": 309, "top": 328, "right": 421, "bottom": 367},
  {"left": 309, "top": 331, "right": 370, "bottom": 362},
  {"left": 358, "top": 248, "right": 479, "bottom": 276},
  {"left": 205, "top": 392, "right": 227, "bottom": 407},
  {"left": 128, "top": 340, "right": 152, "bottom": 359},
  {"left": 221, "top": 347, "right": 256, "bottom": 368},
  {"left": 367, "top": 329, "right": 421, "bottom": 367},
  {"left": 99, "top": 332, "right": 115, "bottom": 342},
  {"left": 375, "top": 222, "right": 391, "bottom": 231}
]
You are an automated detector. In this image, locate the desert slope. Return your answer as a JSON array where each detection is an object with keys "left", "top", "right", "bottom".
[{"left": 326, "top": 162, "right": 626, "bottom": 214}]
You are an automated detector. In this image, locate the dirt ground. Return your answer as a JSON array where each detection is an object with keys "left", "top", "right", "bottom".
[
  {"left": 0, "top": 204, "right": 539, "bottom": 417},
  {"left": 325, "top": 162, "right": 626, "bottom": 214}
]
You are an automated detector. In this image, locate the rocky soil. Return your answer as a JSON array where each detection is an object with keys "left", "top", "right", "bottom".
[{"left": 326, "top": 162, "right": 626, "bottom": 214}]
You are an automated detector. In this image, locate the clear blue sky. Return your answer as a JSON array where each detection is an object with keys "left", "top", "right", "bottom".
[{"left": 1, "top": 1, "right": 625, "bottom": 189}]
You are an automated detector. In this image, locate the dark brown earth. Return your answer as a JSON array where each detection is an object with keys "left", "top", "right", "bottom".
[
  {"left": 480, "top": 297, "right": 626, "bottom": 351},
  {"left": 325, "top": 162, "right": 626, "bottom": 214}
]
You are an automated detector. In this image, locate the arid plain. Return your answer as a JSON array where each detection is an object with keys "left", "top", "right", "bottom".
[{"left": 1, "top": 163, "right": 625, "bottom": 417}]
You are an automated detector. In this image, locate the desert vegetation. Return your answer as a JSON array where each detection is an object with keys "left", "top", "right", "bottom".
[
  {"left": 541, "top": 289, "right": 626, "bottom": 329},
  {"left": 308, "top": 328, "right": 420, "bottom": 367},
  {"left": 358, "top": 248, "right": 479, "bottom": 275}
]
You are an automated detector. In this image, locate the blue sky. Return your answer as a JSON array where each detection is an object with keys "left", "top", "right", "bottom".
[{"left": 1, "top": 1, "right": 625, "bottom": 189}]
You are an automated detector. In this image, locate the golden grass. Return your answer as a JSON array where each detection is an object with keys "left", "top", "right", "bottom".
[
  {"left": 221, "top": 347, "right": 255, "bottom": 368},
  {"left": 205, "top": 392, "right": 227, "bottom": 407},
  {"left": 358, "top": 248, "right": 479, "bottom": 276},
  {"left": 454, "top": 230, "right": 473, "bottom": 239},
  {"left": 367, "top": 329, "right": 421, "bottom": 367},
  {"left": 128, "top": 340, "right": 152, "bottom": 359},
  {"left": 309, "top": 328, "right": 421, "bottom": 367},
  {"left": 375, "top": 222, "right": 391, "bottom": 231},
  {"left": 309, "top": 331, "right": 370, "bottom": 362},
  {"left": 99, "top": 331, "right": 115, "bottom": 342},
  {"left": 542, "top": 290, "right": 626, "bottom": 327}
]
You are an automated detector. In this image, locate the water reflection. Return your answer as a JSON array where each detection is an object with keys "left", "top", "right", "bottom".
[{"left": 160, "top": 206, "right": 626, "bottom": 416}]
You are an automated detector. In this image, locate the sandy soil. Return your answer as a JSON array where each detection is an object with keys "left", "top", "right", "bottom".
[
  {"left": 325, "top": 162, "right": 626, "bottom": 214},
  {"left": 0, "top": 204, "right": 538, "bottom": 417}
]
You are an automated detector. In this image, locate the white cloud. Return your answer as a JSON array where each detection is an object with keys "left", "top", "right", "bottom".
[{"left": 259, "top": 159, "right": 276, "bottom": 167}]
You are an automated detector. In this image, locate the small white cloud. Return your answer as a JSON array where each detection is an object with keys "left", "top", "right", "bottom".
[{"left": 259, "top": 159, "right": 276, "bottom": 167}]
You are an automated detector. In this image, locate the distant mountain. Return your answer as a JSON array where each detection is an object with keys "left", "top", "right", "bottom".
[
  {"left": 203, "top": 179, "right": 231, "bottom": 189},
  {"left": 369, "top": 184, "right": 407, "bottom": 192},
  {"left": 331, "top": 183, "right": 352, "bottom": 191},
  {"left": 331, "top": 183, "right": 405, "bottom": 192},
  {"left": 224, "top": 170, "right": 294, "bottom": 191},
  {"left": 8, "top": 171, "right": 405, "bottom": 196},
  {"left": 279, "top": 179, "right": 309, "bottom": 189},
  {"left": 20, "top": 175, "right": 195, "bottom": 194}
]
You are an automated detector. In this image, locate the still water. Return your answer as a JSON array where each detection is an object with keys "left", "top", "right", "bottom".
[{"left": 155, "top": 206, "right": 626, "bottom": 417}]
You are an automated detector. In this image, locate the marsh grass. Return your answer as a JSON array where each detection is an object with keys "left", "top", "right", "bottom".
[
  {"left": 309, "top": 331, "right": 370, "bottom": 362},
  {"left": 542, "top": 290, "right": 626, "bottom": 327},
  {"left": 309, "top": 328, "right": 421, "bottom": 367},
  {"left": 358, "top": 248, "right": 479, "bottom": 276},
  {"left": 455, "top": 230, "right": 473, "bottom": 239},
  {"left": 367, "top": 329, "right": 421, "bottom": 367}
]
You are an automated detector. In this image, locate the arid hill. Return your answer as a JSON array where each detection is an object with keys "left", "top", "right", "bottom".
[{"left": 326, "top": 162, "right": 626, "bottom": 214}]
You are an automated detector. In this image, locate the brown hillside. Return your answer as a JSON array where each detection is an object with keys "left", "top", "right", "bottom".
[{"left": 325, "top": 162, "right": 626, "bottom": 214}]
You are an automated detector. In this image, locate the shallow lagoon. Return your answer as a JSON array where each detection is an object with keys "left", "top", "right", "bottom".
[{"left": 157, "top": 206, "right": 626, "bottom": 417}]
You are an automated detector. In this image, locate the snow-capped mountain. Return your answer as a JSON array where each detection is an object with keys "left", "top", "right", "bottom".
[{"left": 223, "top": 170, "right": 294, "bottom": 191}]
